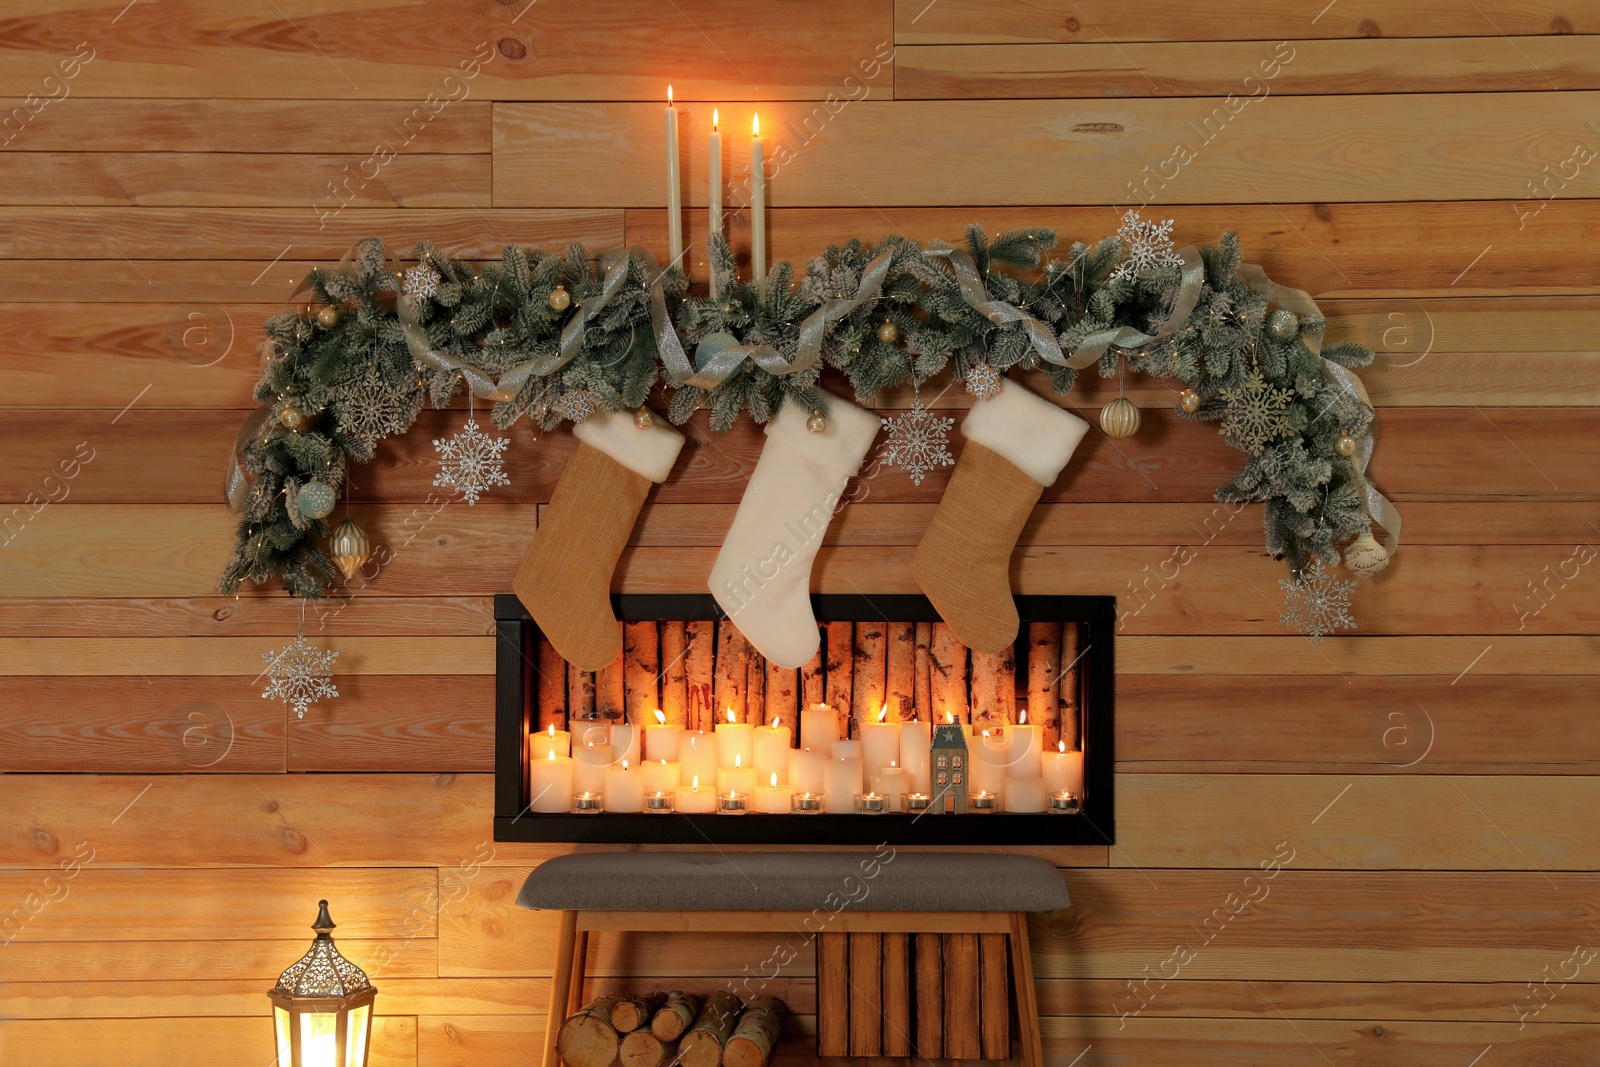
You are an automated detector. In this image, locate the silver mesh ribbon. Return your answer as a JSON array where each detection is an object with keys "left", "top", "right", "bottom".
[
  {"left": 224, "top": 403, "right": 272, "bottom": 513},
  {"left": 667, "top": 248, "right": 895, "bottom": 389},
  {"left": 923, "top": 241, "right": 1064, "bottom": 366},
  {"left": 1237, "top": 263, "right": 1402, "bottom": 557},
  {"left": 1060, "top": 246, "right": 1206, "bottom": 368}
]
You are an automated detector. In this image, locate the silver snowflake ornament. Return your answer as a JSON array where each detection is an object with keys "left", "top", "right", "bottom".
[
  {"left": 555, "top": 389, "right": 597, "bottom": 425},
  {"left": 402, "top": 263, "right": 441, "bottom": 302},
  {"left": 1218, "top": 368, "right": 1294, "bottom": 455},
  {"left": 880, "top": 400, "right": 955, "bottom": 485},
  {"left": 1279, "top": 561, "right": 1357, "bottom": 647},
  {"left": 965, "top": 362, "right": 1002, "bottom": 401},
  {"left": 334, "top": 367, "right": 423, "bottom": 448},
  {"left": 1110, "top": 210, "right": 1183, "bottom": 282},
  {"left": 433, "top": 418, "right": 511, "bottom": 505},
  {"left": 262, "top": 634, "right": 340, "bottom": 719}
]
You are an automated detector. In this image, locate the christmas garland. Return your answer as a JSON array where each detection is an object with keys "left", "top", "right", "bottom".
[{"left": 220, "top": 214, "right": 1399, "bottom": 635}]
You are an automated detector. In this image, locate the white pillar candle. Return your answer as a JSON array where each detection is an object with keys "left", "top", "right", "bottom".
[
  {"left": 1004, "top": 776, "right": 1047, "bottom": 813},
  {"left": 832, "top": 739, "right": 862, "bottom": 761},
  {"left": 644, "top": 709, "right": 684, "bottom": 762},
  {"left": 716, "top": 710, "right": 754, "bottom": 768},
  {"left": 572, "top": 721, "right": 610, "bottom": 749},
  {"left": 750, "top": 113, "right": 766, "bottom": 286},
  {"left": 1043, "top": 741, "right": 1085, "bottom": 794},
  {"left": 529, "top": 723, "right": 570, "bottom": 761},
  {"left": 573, "top": 740, "right": 612, "bottom": 794},
  {"left": 789, "top": 748, "right": 825, "bottom": 793},
  {"left": 665, "top": 86, "right": 683, "bottom": 266},
  {"left": 528, "top": 751, "right": 573, "bottom": 813},
  {"left": 971, "top": 731, "right": 1010, "bottom": 796},
  {"left": 752, "top": 771, "right": 791, "bottom": 814},
  {"left": 752, "top": 717, "right": 792, "bottom": 783},
  {"left": 676, "top": 774, "right": 717, "bottom": 813},
  {"left": 718, "top": 753, "right": 757, "bottom": 795},
  {"left": 899, "top": 721, "right": 932, "bottom": 794},
  {"left": 610, "top": 723, "right": 641, "bottom": 768},
  {"left": 604, "top": 760, "right": 645, "bottom": 812},
  {"left": 1007, "top": 711, "right": 1042, "bottom": 780},
  {"left": 802, "top": 703, "right": 842, "bottom": 751},
  {"left": 680, "top": 731, "right": 719, "bottom": 785},
  {"left": 823, "top": 758, "right": 863, "bottom": 813},
  {"left": 640, "top": 758, "right": 681, "bottom": 794},
  {"left": 860, "top": 707, "right": 901, "bottom": 780},
  {"left": 872, "top": 764, "right": 908, "bottom": 813},
  {"left": 709, "top": 108, "right": 723, "bottom": 295}
]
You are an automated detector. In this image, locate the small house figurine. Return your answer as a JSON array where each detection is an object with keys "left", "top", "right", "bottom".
[{"left": 930, "top": 723, "right": 969, "bottom": 814}]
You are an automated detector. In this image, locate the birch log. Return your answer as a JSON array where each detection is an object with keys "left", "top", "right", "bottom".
[
  {"left": 611, "top": 991, "right": 668, "bottom": 1034},
  {"left": 799, "top": 645, "right": 825, "bottom": 708},
  {"left": 1060, "top": 621, "right": 1082, "bottom": 750},
  {"left": 746, "top": 644, "right": 766, "bottom": 725},
  {"left": 884, "top": 622, "right": 915, "bottom": 722},
  {"left": 556, "top": 994, "right": 627, "bottom": 1067},
  {"left": 686, "top": 620, "right": 716, "bottom": 731},
  {"left": 765, "top": 656, "right": 798, "bottom": 731},
  {"left": 851, "top": 621, "right": 887, "bottom": 736},
  {"left": 929, "top": 623, "right": 969, "bottom": 724},
  {"left": 624, "top": 621, "right": 660, "bottom": 725},
  {"left": 913, "top": 622, "right": 933, "bottom": 722},
  {"left": 538, "top": 638, "right": 568, "bottom": 731},
  {"left": 714, "top": 622, "right": 747, "bottom": 724},
  {"left": 968, "top": 651, "right": 999, "bottom": 733},
  {"left": 1028, "top": 622, "right": 1062, "bottom": 748},
  {"left": 679, "top": 990, "right": 742, "bottom": 1067},
  {"left": 568, "top": 661, "right": 596, "bottom": 727},
  {"left": 823, "top": 621, "right": 853, "bottom": 721},
  {"left": 722, "top": 996, "right": 787, "bottom": 1067},
  {"left": 660, "top": 621, "right": 690, "bottom": 728},
  {"left": 596, "top": 648, "right": 626, "bottom": 723},
  {"left": 651, "top": 990, "right": 700, "bottom": 1041},
  {"left": 620, "top": 1031, "right": 677, "bottom": 1067}
]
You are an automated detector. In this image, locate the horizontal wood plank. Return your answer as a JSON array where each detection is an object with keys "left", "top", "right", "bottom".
[
  {"left": 0, "top": 594, "right": 495, "bottom": 637},
  {"left": 0, "top": 1017, "right": 416, "bottom": 1067},
  {"left": 1119, "top": 635, "right": 1594, "bottom": 675},
  {"left": 496, "top": 95, "right": 1600, "bottom": 207},
  {"left": 0, "top": 637, "right": 491, "bottom": 675},
  {"left": 896, "top": 37, "right": 1600, "bottom": 98}
]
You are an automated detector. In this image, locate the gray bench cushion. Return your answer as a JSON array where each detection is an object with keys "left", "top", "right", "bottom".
[{"left": 517, "top": 851, "right": 1070, "bottom": 913}]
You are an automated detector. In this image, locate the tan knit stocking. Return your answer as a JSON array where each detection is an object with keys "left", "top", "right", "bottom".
[
  {"left": 911, "top": 442, "right": 1042, "bottom": 653},
  {"left": 514, "top": 441, "right": 651, "bottom": 671}
]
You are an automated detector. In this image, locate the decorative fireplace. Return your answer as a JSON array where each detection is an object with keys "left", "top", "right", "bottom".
[{"left": 492, "top": 594, "right": 1113, "bottom": 845}]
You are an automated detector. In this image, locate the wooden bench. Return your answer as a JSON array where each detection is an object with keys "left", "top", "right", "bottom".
[{"left": 517, "top": 852, "right": 1071, "bottom": 1067}]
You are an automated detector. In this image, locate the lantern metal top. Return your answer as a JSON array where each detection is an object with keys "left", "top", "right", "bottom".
[{"left": 270, "top": 900, "right": 375, "bottom": 1000}]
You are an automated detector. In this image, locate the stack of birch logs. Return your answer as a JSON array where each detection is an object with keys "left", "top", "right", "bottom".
[
  {"left": 535, "top": 619, "right": 1082, "bottom": 751},
  {"left": 556, "top": 991, "right": 786, "bottom": 1067}
]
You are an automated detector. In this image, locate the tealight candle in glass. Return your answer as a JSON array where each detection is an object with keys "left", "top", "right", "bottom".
[
  {"left": 645, "top": 790, "right": 675, "bottom": 813},
  {"left": 969, "top": 790, "right": 998, "bottom": 813},
  {"left": 1049, "top": 790, "right": 1081, "bottom": 814},
  {"left": 790, "top": 791, "right": 823, "bottom": 814},
  {"left": 903, "top": 791, "right": 932, "bottom": 814},
  {"left": 854, "top": 791, "right": 887, "bottom": 815},
  {"left": 571, "top": 791, "right": 603, "bottom": 813},
  {"left": 718, "top": 790, "right": 748, "bottom": 815}
]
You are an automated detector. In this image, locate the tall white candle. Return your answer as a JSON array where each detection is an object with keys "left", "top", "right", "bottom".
[
  {"left": 832, "top": 739, "right": 863, "bottom": 762},
  {"left": 573, "top": 740, "right": 612, "bottom": 794},
  {"left": 644, "top": 709, "right": 684, "bottom": 762},
  {"left": 873, "top": 763, "right": 908, "bottom": 813},
  {"left": 709, "top": 108, "right": 723, "bottom": 295},
  {"left": 716, "top": 708, "right": 754, "bottom": 767},
  {"left": 676, "top": 774, "right": 717, "bottom": 813},
  {"left": 823, "top": 757, "right": 863, "bottom": 813},
  {"left": 753, "top": 716, "right": 792, "bottom": 782},
  {"left": 528, "top": 750, "right": 573, "bottom": 813},
  {"left": 610, "top": 723, "right": 641, "bottom": 768},
  {"left": 750, "top": 113, "right": 766, "bottom": 286},
  {"left": 971, "top": 730, "right": 1010, "bottom": 796},
  {"left": 1004, "top": 776, "right": 1047, "bottom": 813},
  {"left": 680, "top": 730, "right": 719, "bottom": 785},
  {"left": 1007, "top": 710, "right": 1042, "bottom": 779},
  {"left": 641, "top": 758, "right": 681, "bottom": 794},
  {"left": 802, "top": 703, "right": 842, "bottom": 751},
  {"left": 899, "top": 721, "right": 932, "bottom": 794},
  {"left": 789, "top": 748, "right": 825, "bottom": 792},
  {"left": 718, "top": 752, "right": 757, "bottom": 795},
  {"left": 1043, "top": 741, "right": 1084, "bottom": 794},
  {"left": 665, "top": 86, "right": 683, "bottom": 266},
  {"left": 753, "top": 771, "right": 791, "bottom": 814},
  {"left": 860, "top": 706, "right": 901, "bottom": 781},
  {"left": 529, "top": 722, "right": 570, "bottom": 761},
  {"left": 604, "top": 760, "right": 645, "bottom": 812}
]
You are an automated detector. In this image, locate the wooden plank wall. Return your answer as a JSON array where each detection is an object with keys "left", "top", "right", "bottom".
[{"left": 2, "top": 1, "right": 1598, "bottom": 1062}]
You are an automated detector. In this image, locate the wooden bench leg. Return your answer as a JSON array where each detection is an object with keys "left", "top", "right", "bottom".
[
  {"left": 545, "top": 910, "right": 579, "bottom": 1067},
  {"left": 1008, "top": 913, "right": 1044, "bottom": 1067},
  {"left": 568, "top": 929, "right": 590, "bottom": 1017}
]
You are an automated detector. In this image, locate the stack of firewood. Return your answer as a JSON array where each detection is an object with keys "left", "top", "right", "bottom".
[{"left": 556, "top": 991, "right": 785, "bottom": 1067}]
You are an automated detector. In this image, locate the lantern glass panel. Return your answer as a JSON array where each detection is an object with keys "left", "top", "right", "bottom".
[
  {"left": 300, "top": 1010, "right": 339, "bottom": 1067},
  {"left": 274, "top": 1005, "right": 292, "bottom": 1065},
  {"left": 344, "top": 1004, "right": 371, "bottom": 1067}
]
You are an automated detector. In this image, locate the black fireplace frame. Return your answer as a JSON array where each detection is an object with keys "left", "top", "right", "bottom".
[{"left": 492, "top": 593, "right": 1115, "bottom": 845}]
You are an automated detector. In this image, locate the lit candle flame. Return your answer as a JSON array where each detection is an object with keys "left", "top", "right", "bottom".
[
  {"left": 772, "top": 717, "right": 781, "bottom": 729},
  {"left": 982, "top": 729, "right": 990, "bottom": 737},
  {"left": 1020, "top": 709, "right": 1028, "bottom": 725},
  {"left": 770, "top": 772, "right": 778, "bottom": 788},
  {"left": 735, "top": 753, "right": 742, "bottom": 769},
  {"left": 546, "top": 750, "right": 554, "bottom": 762},
  {"left": 667, "top": 84, "right": 674, "bottom": 106},
  {"left": 726, "top": 708, "right": 736, "bottom": 724},
  {"left": 713, "top": 107, "right": 719, "bottom": 132},
  {"left": 752, "top": 113, "right": 760, "bottom": 137},
  {"left": 547, "top": 724, "right": 556, "bottom": 738},
  {"left": 622, "top": 759, "right": 629, "bottom": 771},
  {"left": 946, "top": 712, "right": 955, "bottom": 723},
  {"left": 655, "top": 709, "right": 666, "bottom": 724},
  {"left": 661, "top": 758, "right": 668, "bottom": 765},
  {"left": 692, "top": 775, "right": 700, "bottom": 790},
  {"left": 1058, "top": 740, "right": 1067, "bottom": 753},
  {"left": 878, "top": 705, "right": 888, "bottom": 723},
  {"left": 891, "top": 760, "right": 898, "bottom": 768}
]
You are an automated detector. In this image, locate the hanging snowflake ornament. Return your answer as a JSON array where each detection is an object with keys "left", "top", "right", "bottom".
[
  {"left": 879, "top": 395, "right": 955, "bottom": 485},
  {"left": 433, "top": 418, "right": 510, "bottom": 505},
  {"left": 1218, "top": 368, "right": 1294, "bottom": 455},
  {"left": 334, "top": 367, "right": 424, "bottom": 448},
  {"left": 1109, "top": 210, "right": 1183, "bottom": 282},
  {"left": 964, "top": 361, "right": 1002, "bottom": 401},
  {"left": 1278, "top": 560, "right": 1357, "bottom": 647},
  {"left": 555, "top": 389, "right": 598, "bottom": 425},
  {"left": 261, "top": 633, "right": 340, "bottom": 719},
  {"left": 402, "top": 262, "right": 441, "bottom": 302}
]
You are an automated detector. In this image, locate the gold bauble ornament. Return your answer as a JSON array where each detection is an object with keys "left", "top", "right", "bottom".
[
  {"left": 329, "top": 517, "right": 371, "bottom": 581},
  {"left": 806, "top": 410, "right": 827, "bottom": 435},
  {"left": 633, "top": 408, "right": 655, "bottom": 430},
  {"left": 1266, "top": 308, "right": 1300, "bottom": 341},
  {"left": 1334, "top": 430, "right": 1358, "bottom": 457},
  {"left": 316, "top": 305, "right": 341, "bottom": 329},
  {"left": 1343, "top": 529, "right": 1388, "bottom": 581},
  {"left": 548, "top": 285, "right": 572, "bottom": 312},
  {"left": 1099, "top": 395, "right": 1141, "bottom": 439},
  {"left": 278, "top": 403, "right": 307, "bottom": 431},
  {"left": 1178, "top": 388, "right": 1201, "bottom": 414},
  {"left": 876, "top": 320, "right": 900, "bottom": 345}
]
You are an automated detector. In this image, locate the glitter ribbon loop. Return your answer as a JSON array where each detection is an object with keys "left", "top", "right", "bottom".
[
  {"left": 1060, "top": 246, "right": 1206, "bottom": 368},
  {"left": 1237, "top": 263, "right": 1402, "bottom": 558},
  {"left": 923, "top": 242, "right": 1065, "bottom": 367}
]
